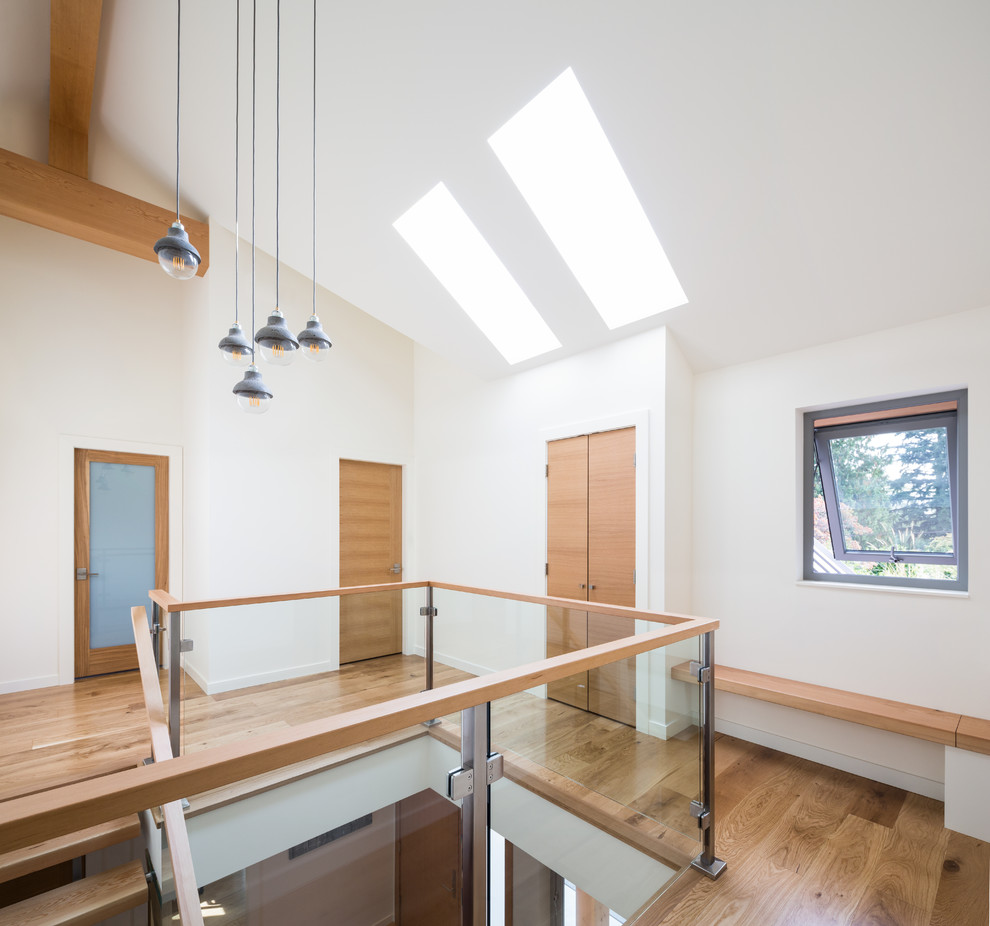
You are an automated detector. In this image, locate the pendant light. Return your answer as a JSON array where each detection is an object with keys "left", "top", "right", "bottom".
[
  {"left": 153, "top": 0, "right": 202, "bottom": 280},
  {"left": 297, "top": 0, "right": 332, "bottom": 363},
  {"left": 254, "top": 0, "right": 299, "bottom": 366},
  {"left": 233, "top": 0, "right": 272, "bottom": 414},
  {"left": 218, "top": 0, "right": 253, "bottom": 367}
]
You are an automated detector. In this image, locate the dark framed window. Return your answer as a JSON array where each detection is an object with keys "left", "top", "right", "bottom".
[{"left": 803, "top": 390, "right": 967, "bottom": 590}]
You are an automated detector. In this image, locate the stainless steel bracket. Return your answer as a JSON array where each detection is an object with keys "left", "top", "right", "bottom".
[
  {"left": 689, "top": 660, "right": 711, "bottom": 684},
  {"left": 486, "top": 752, "right": 504, "bottom": 786},
  {"left": 419, "top": 606, "right": 438, "bottom": 617},
  {"left": 179, "top": 638, "right": 194, "bottom": 653},
  {"left": 690, "top": 799, "right": 712, "bottom": 830},
  {"left": 447, "top": 766, "right": 475, "bottom": 800},
  {"left": 447, "top": 752, "right": 503, "bottom": 801}
]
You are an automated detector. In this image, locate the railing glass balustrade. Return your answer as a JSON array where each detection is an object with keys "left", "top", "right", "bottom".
[{"left": 160, "top": 638, "right": 702, "bottom": 925}]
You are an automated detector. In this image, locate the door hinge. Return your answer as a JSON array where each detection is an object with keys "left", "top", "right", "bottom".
[
  {"left": 545, "top": 463, "right": 549, "bottom": 477},
  {"left": 545, "top": 562, "right": 549, "bottom": 577},
  {"left": 180, "top": 638, "right": 194, "bottom": 654},
  {"left": 633, "top": 452, "right": 637, "bottom": 467},
  {"left": 633, "top": 569, "right": 637, "bottom": 584}
]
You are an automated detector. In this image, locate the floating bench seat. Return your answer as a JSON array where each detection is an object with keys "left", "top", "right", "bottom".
[{"left": 670, "top": 662, "right": 990, "bottom": 755}]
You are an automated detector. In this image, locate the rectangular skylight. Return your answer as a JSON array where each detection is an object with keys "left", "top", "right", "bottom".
[
  {"left": 394, "top": 183, "right": 561, "bottom": 364},
  {"left": 489, "top": 68, "right": 688, "bottom": 329}
]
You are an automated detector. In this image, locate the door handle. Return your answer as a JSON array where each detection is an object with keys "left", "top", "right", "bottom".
[
  {"left": 75, "top": 567, "right": 100, "bottom": 581},
  {"left": 391, "top": 563, "right": 402, "bottom": 575}
]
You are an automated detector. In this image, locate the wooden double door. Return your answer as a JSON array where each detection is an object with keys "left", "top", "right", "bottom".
[{"left": 546, "top": 427, "right": 636, "bottom": 726}]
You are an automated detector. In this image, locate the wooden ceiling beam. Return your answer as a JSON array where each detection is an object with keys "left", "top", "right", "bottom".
[
  {"left": 49, "top": 0, "right": 104, "bottom": 178},
  {"left": 0, "top": 147, "right": 209, "bottom": 276}
]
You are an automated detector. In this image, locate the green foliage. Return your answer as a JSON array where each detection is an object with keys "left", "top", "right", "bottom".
[{"left": 826, "top": 426, "right": 952, "bottom": 556}]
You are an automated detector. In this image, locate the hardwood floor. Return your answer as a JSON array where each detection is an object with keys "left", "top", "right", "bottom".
[{"left": 0, "top": 656, "right": 986, "bottom": 925}]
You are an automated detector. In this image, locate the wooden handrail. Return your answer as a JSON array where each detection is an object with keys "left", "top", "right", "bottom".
[
  {"left": 149, "top": 581, "right": 429, "bottom": 613},
  {"left": 0, "top": 616, "right": 716, "bottom": 854},
  {"left": 131, "top": 608, "right": 204, "bottom": 926},
  {"left": 149, "top": 580, "right": 694, "bottom": 625},
  {"left": 428, "top": 581, "right": 696, "bottom": 624}
]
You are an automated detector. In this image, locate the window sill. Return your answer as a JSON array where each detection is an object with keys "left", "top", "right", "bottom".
[{"left": 796, "top": 580, "right": 969, "bottom": 600}]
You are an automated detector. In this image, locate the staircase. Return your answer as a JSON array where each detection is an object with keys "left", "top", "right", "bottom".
[{"left": 0, "top": 811, "right": 148, "bottom": 925}]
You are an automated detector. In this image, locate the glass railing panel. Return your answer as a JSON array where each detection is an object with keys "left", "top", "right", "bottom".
[
  {"left": 177, "top": 588, "right": 430, "bottom": 754},
  {"left": 171, "top": 720, "right": 467, "bottom": 925},
  {"left": 486, "top": 638, "right": 703, "bottom": 913},
  {"left": 428, "top": 589, "right": 663, "bottom": 694}
]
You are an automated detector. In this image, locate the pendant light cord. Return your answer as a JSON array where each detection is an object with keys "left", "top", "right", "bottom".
[
  {"left": 175, "top": 0, "right": 182, "bottom": 221},
  {"left": 312, "top": 0, "right": 317, "bottom": 317},
  {"left": 251, "top": 0, "right": 257, "bottom": 340},
  {"left": 234, "top": 0, "right": 240, "bottom": 324},
  {"left": 275, "top": 0, "right": 281, "bottom": 309}
]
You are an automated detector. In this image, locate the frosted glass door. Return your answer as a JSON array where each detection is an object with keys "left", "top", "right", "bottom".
[
  {"left": 74, "top": 448, "right": 168, "bottom": 677},
  {"left": 89, "top": 462, "right": 156, "bottom": 648}
]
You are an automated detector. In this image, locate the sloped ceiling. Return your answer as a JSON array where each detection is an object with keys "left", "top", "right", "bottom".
[{"left": 3, "top": 0, "right": 989, "bottom": 377}]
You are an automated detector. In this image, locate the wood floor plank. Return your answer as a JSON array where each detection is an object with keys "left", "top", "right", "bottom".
[
  {"left": 774, "top": 814, "right": 888, "bottom": 924},
  {"left": 869, "top": 792, "right": 951, "bottom": 912},
  {"left": 849, "top": 778, "right": 909, "bottom": 828},
  {"left": 928, "top": 830, "right": 990, "bottom": 926},
  {"left": 757, "top": 763, "right": 862, "bottom": 875}
]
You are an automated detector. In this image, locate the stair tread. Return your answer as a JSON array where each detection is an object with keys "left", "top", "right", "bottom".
[
  {"left": 0, "top": 859, "right": 146, "bottom": 926},
  {"left": 0, "top": 815, "right": 141, "bottom": 883}
]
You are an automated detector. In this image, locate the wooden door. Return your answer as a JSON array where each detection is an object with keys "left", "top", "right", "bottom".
[
  {"left": 545, "top": 427, "right": 636, "bottom": 725},
  {"left": 339, "top": 459, "right": 403, "bottom": 664},
  {"left": 587, "top": 428, "right": 636, "bottom": 726},
  {"left": 74, "top": 449, "right": 168, "bottom": 678},
  {"left": 505, "top": 841, "right": 563, "bottom": 926},
  {"left": 396, "top": 789, "right": 460, "bottom": 926},
  {"left": 546, "top": 436, "right": 589, "bottom": 709}
]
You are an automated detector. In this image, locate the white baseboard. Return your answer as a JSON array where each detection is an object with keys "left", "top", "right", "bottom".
[
  {"left": 182, "top": 660, "right": 210, "bottom": 697},
  {"left": 411, "top": 646, "right": 494, "bottom": 678},
  {"left": 716, "top": 717, "right": 945, "bottom": 801},
  {"left": 0, "top": 674, "right": 59, "bottom": 695},
  {"left": 199, "top": 661, "right": 336, "bottom": 696},
  {"left": 648, "top": 716, "right": 692, "bottom": 742}
]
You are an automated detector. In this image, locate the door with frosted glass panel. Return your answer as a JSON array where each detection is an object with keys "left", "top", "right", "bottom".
[{"left": 74, "top": 449, "right": 168, "bottom": 678}]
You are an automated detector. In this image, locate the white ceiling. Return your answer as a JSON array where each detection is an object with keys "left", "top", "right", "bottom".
[{"left": 3, "top": 0, "right": 990, "bottom": 377}]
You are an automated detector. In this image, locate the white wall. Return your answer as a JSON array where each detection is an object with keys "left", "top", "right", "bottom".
[
  {"left": 0, "top": 215, "right": 416, "bottom": 692},
  {"left": 0, "top": 216, "right": 204, "bottom": 692},
  {"left": 691, "top": 305, "right": 990, "bottom": 787},
  {"left": 175, "top": 223, "right": 417, "bottom": 691},
  {"left": 413, "top": 327, "right": 698, "bottom": 736}
]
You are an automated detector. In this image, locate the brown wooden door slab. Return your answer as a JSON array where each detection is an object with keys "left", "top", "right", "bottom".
[
  {"left": 546, "top": 436, "right": 590, "bottom": 706},
  {"left": 396, "top": 789, "right": 460, "bottom": 926},
  {"left": 587, "top": 427, "right": 636, "bottom": 725},
  {"left": 74, "top": 449, "right": 168, "bottom": 678},
  {"left": 339, "top": 459, "right": 402, "bottom": 664}
]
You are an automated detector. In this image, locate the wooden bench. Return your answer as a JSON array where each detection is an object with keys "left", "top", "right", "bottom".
[{"left": 670, "top": 662, "right": 990, "bottom": 755}]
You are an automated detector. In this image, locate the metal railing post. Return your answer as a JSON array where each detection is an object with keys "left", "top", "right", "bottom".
[
  {"left": 151, "top": 601, "right": 162, "bottom": 670},
  {"left": 424, "top": 586, "right": 435, "bottom": 692},
  {"left": 459, "top": 703, "right": 490, "bottom": 926},
  {"left": 168, "top": 611, "right": 182, "bottom": 758},
  {"left": 690, "top": 630, "right": 727, "bottom": 879}
]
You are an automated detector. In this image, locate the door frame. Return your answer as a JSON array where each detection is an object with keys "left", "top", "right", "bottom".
[{"left": 58, "top": 435, "right": 183, "bottom": 686}]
